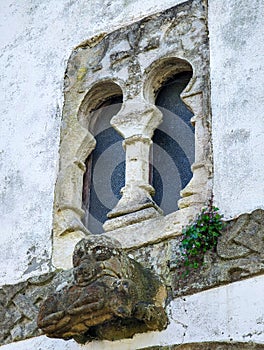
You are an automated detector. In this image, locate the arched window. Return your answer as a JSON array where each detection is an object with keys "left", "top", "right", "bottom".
[
  {"left": 81, "top": 71, "right": 195, "bottom": 233},
  {"left": 82, "top": 95, "right": 124, "bottom": 234},
  {"left": 53, "top": 1, "right": 211, "bottom": 268},
  {"left": 152, "top": 71, "right": 195, "bottom": 215}
]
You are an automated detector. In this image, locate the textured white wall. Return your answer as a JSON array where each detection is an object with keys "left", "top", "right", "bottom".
[
  {"left": 0, "top": 0, "right": 263, "bottom": 283},
  {"left": 0, "top": 0, "right": 185, "bottom": 285},
  {"left": 0, "top": 275, "right": 263, "bottom": 349},
  {"left": 209, "top": 0, "right": 264, "bottom": 218},
  {"left": 1, "top": 1, "right": 264, "bottom": 349}
]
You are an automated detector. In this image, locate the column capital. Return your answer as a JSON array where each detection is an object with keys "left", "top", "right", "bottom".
[
  {"left": 110, "top": 98, "right": 163, "bottom": 139},
  {"left": 123, "top": 135, "right": 152, "bottom": 149}
]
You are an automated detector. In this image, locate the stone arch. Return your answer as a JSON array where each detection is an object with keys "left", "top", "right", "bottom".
[
  {"left": 143, "top": 58, "right": 195, "bottom": 214},
  {"left": 143, "top": 57, "right": 194, "bottom": 104},
  {"left": 53, "top": 80, "right": 124, "bottom": 266},
  {"left": 79, "top": 81, "right": 124, "bottom": 234},
  {"left": 143, "top": 56, "right": 211, "bottom": 211},
  {"left": 77, "top": 80, "right": 124, "bottom": 129}
]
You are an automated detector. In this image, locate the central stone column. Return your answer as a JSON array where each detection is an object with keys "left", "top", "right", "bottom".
[{"left": 103, "top": 98, "right": 163, "bottom": 231}]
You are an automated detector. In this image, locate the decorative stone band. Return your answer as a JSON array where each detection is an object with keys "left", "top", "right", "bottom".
[
  {"left": 171, "top": 209, "right": 264, "bottom": 297},
  {"left": 1, "top": 210, "right": 263, "bottom": 346},
  {"left": 139, "top": 343, "right": 264, "bottom": 350},
  {"left": 123, "top": 135, "right": 153, "bottom": 147}
]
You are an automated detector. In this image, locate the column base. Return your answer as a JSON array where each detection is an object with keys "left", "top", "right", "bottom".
[{"left": 103, "top": 206, "right": 162, "bottom": 232}]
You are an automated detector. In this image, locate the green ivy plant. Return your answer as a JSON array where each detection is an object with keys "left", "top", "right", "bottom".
[{"left": 178, "top": 198, "right": 224, "bottom": 276}]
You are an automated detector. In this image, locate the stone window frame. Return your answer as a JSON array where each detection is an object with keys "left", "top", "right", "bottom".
[{"left": 52, "top": 0, "right": 212, "bottom": 269}]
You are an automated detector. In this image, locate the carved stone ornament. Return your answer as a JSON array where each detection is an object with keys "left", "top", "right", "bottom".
[
  {"left": 37, "top": 236, "right": 168, "bottom": 343},
  {"left": 171, "top": 209, "right": 264, "bottom": 297}
]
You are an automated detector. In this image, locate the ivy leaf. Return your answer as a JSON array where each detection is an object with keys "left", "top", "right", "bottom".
[{"left": 178, "top": 203, "right": 223, "bottom": 276}]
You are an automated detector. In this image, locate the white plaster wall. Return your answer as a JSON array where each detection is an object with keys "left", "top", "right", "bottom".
[
  {"left": 0, "top": 0, "right": 263, "bottom": 284},
  {"left": 1, "top": 2, "right": 263, "bottom": 349},
  {"left": 209, "top": 0, "right": 264, "bottom": 218},
  {"left": 0, "top": 0, "right": 186, "bottom": 286},
  {"left": 1, "top": 275, "right": 263, "bottom": 349}
]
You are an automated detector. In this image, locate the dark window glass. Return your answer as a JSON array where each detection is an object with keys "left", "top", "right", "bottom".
[
  {"left": 152, "top": 71, "right": 194, "bottom": 214},
  {"left": 82, "top": 96, "right": 124, "bottom": 234},
  {"left": 83, "top": 72, "right": 194, "bottom": 233}
]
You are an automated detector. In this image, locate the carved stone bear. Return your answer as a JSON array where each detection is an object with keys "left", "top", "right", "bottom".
[{"left": 38, "top": 236, "right": 168, "bottom": 343}]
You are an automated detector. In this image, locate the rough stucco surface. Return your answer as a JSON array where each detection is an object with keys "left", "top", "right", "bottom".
[
  {"left": 0, "top": 0, "right": 187, "bottom": 286},
  {"left": 1, "top": 0, "right": 263, "bottom": 284},
  {"left": 0, "top": 1, "right": 263, "bottom": 349},
  {"left": 209, "top": 0, "right": 264, "bottom": 218},
  {"left": 0, "top": 275, "right": 264, "bottom": 349}
]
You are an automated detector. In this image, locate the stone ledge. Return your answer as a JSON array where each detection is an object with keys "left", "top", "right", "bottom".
[{"left": 139, "top": 342, "right": 264, "bottom": 350}]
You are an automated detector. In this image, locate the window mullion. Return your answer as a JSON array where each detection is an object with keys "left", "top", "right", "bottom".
[{"left": 103, "top": 99, "right": 163, "bottom": 231}]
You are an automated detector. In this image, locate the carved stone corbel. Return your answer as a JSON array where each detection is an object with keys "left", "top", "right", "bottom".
[{"left": 37, "top": 236, "right": 168, "bottom": 343}]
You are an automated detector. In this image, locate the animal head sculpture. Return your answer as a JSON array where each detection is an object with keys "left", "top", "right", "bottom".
[{"left": 38, "top": 236, "right": 168, "bottom": 343}]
